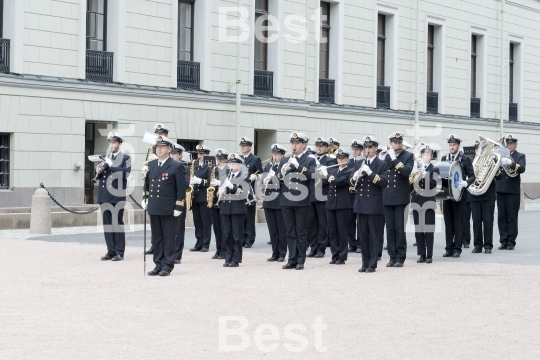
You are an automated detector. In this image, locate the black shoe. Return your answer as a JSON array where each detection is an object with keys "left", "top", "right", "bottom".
[
  {"left": 365, "top": 267, "right": 376, "bottom": 273},
  {"left": 443, "top": 252, "right": 453, "bottom": 257},
  {"left": 485, "top": 249, "right": 492, "bottom": 254},
  {"left": 384, "top": 246, "right": 388, "bottom": 250},
  {"left": 472, "top": 248, "right": 482, "bottom": 253},
  {"left": 358, "top": 267, "right": 367, "bottom": 272},
  {"left": 201, "top": 248, "right": 209, "bottom": 252},
  {"left": 277, "top": 257, "right": 285, "bottom": 262},
  {"left": 356, "top": 249, "right": 362, "bottom": 253},
  {"left": 147, "top": 269, "right": 160, "bottom": 276},
  {"left": 212, "top": 253, "right": 219, "bottom": 259},
  {"left": 426, "top": 257, "right": 433, "bottom": 263},
  {"left": 314, "top": 252, "right": 324, "bottom": 258},
  {"left": 111, "top": 255, "right": 124, "bottom": 261},
  {"left": 245, "top": 244, "right": 252, "bottom": 248},
  {"left": 507, "top": 246, "right": 515, "bottom": 250},
  {"left": 386, "top": 262, "right": 395, "bottom": 267},
  {"left": 394, "top": 262, "right": 403, "bottom": 267},
  {"left": 174, "top": 259, "right": 181, "bottom": 264},
  {"left": 453, "top": 253, "right": 461, "bottom": 258},
  {"left": 159, "top": 270, "right": 170, "bottom": 276},
  {"left": 267, "top": 257, "right": 278, "bottom": 262},
  {"left": 307, "top": 251, "right": 317, "bottom": 258},
  {"left": 417, "top": 256, "right": 426, "bottom": 263},
  {"left": 498, "top": 245, "right": 508, "bottom": 250},
  {"left": 463, "top": 242, "right": 470, "bottom": 248},
  {"left": 101, "top": 254, "right": 113, "bottom": 261},
  {"left": 348, "top": 247, "right": 356, "bottom": 252},
  {"left": 267, "top": 241, "right": 271, "bottom": 245},
  {"left": 282, "top": 263, "right": 295, "bottom": 269},
  {"left": 329, "top": 260, "right": 336, "bottom": 264},
  {"left": 190, "top": 248, "right": 201, "bottom": 252},
  {"left": 377, "top": 256, "right": 381, "bottom": 261},
  {"left": 228, "top": 262, "right": 239, "bottom": 267},
  {"left": 217, "top": 254, "right": 225, "bottom": 259},
  {"left": 295, "top": 264, "right": 304, "bottom": 270},
  {"left": 223, "top": 262, "right": 230, "bottom": 267},
  {"left": 335, "top": 260, "right": 345, "bottom": 265},
  {"left": 145, "top": 248, "right": 154, "bottom": 255}
]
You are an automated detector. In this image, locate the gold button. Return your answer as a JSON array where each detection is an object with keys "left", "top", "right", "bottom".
[{"left": 157, "top": 195, "right": 160, "bottom": 198}]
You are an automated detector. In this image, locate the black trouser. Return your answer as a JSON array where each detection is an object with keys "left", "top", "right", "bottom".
[
  {"left": 347, "top": 210, "right": 358, "bottom": 249},
  {"left": 308, "top": 201, "right": 328, "bottom": 254},
  {"left": 175, "top": 210, "right": 187, "bottom": 261},
  {"left": 100, "top": 204, "right": 125, "bottom": 257},
  {"left": 413, "top": 208, "right": 435, "bottom": 258},
  {"left": 357, "top": 213, "right": 383, "bottom": 269},
  {"left": 327, "top": 209, "right": 350, "bottom": 262},
  {"left": 384, "top": 204, "right": 408, "bottom": 263},
  {"left": 378, "top": 216, "right": 385, "bottom": 257},
  {"left": 497, "top": 193, "right": 520, "bottom": 247},
  {"left": 471, "top": 200, "right": 495, "bottom": 250},
  {"left": 443, "top": 199, "right": 466, "bottom": 254},
  {"left": 462, "top": 202, "right": 472, "bottom": 245},
  {"left": 193, "top": 202, "right": 212, "bottom": 250},
  {"left": 282, "top": 206, "right": 310, "bottom": 266},
  {"left": 222, "top": 214, "right": 245, "bottom": 264},
  {"left": 211, "top": 207, "right": 224, "bottom": 255},
  {"left": 243, "top": 204, "right": 257, "bottom": 246},
  {"left": 264, "top": 208, "right": 287, "bottom": 259},
  {"left": 150, "top": 215, "right": 177, "bottom": 273}
]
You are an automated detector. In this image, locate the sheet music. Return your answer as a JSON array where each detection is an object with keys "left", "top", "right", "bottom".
[{"left": 88, "top": 155, "right": 103, "bottom": 162}]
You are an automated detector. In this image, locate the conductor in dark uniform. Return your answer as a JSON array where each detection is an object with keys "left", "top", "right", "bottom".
[
  {"left": 350, "top": 136, "right": 388, "bottom": 273},
  {"left": 97, "top": 131, "right": 131, "bottom": 261},
  {"left": 218, "top": 153, "right": 248, "bottom": 267},
  {"left": 170, "top": 144, "right": 190, "bottom": 264},
  {"left": 347, "top": 140, "right": 364, "bottom": 253},
  {"left": 496, "top": 134, "right": 526, "bottom": 250},
  {"left": 210, "top": 149, "right": 230, "bottom": 259},
  {"left": 262, "top": 144, "right": 287, "bottom": 262},
  {"left": 279, "top": 132, "right": 317, "bottom": 270},
  {"left": 382, "top": 132, "right": 414, "bottom": 268},
  {"left": 239, "top": 137, "right": 263, "bottom": 248},
  {"left": 308, "top": 137, "right": 337, "bottom": 258},
  {"left": 441, "top": 134, "right": 475, "bottom": 258},
  {"left": 142, "top": 136, "right": 186, "bottom": 276},
  {"left": 321, "top": 148, "right": 352, "bottom": 265},
  {"left": 189, "top": 145, "right": 212, "bottom": 252}
]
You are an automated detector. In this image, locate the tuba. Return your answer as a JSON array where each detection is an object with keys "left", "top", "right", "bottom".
[
  {"left": 467, "top": 135, "right": 502, "bottom": 196},
  {"left": 186, "top": 159, "right": 196, "bottom": 211},
  {"left": 207, "top": 162, "right": 216, "bottom": 208}
]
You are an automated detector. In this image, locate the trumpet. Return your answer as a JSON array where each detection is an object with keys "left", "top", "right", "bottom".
[{"left": 349, "top": 159, "right": 366, "bottom": 193}]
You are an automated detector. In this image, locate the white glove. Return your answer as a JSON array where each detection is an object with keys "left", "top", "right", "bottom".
[
  {"left": 211, "top": 179, "right": 221, "bottom": 186},
  {"left": 388, "top": 148, "right": 396, "bottom": 160},
  {"left": 174, "top": 210, "right": 182, "bottom": 217},
  {"left": 421, "top": 168, "right": 427, "bottom": 178},
  {"left": 141, "top": 165, "right": 149, "bottom": 176},
  {"left": 458, "top": 180, "right": 468, "bottom": 189},
  {"left": 361, "top": 164, "right": 372, "bottom": 176},
  {"left": 105, "top": 158, "right": 113, "bottom": 166},
  {"left": 269, "top": 169, "right": 275, "bottom": 177},
  {"left": 319, "top": 166, "right": 328, "bottom": 177},
  {"left": 141, "top": 199, "right": 148, "bottom": 210},
  {"left": 416, "top": 157, "right": 424, "bottom": 167},
  {"left": 352, "top": 169, "right": 363, "bottom": 181},
  {"left": 224, "top": 179, "right": 234, "bottom": 189},
  {"left": 378, "top": 150, "right": 387, "bottom": 160},
  {"left": 263, "top": 175, "right": 271, "bottom": 185},
  {"left": 281, "top": 163, "right": 289, "bottom": 176},
  {"left": 290, "top": 157, "right": 299, "bottom": 168},
  {"left": 501, "top": 158, "right": 512, "bottom": 166},
  {"left": 190, "top": 176, "right": 202, "bottom": 185},
  {"left": 249, "top": 174, "right": 257, "bottom": 182}
]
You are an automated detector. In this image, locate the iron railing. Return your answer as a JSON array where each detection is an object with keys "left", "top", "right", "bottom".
[
  {"left": 0, "top": 133, "right": 10, "bottom": 189},
  {"left": 177, "top": 60, "right": 200, "bottom": 90},
  {"left": 254, "top": 70, "right": 273, "bottom": 97},
  {"left": 376, "top": 85, "right": 390, "bottom": 109},
  {"left": 0, "top": 39, "right": 10, "bottom": 73},
  {"left": 86, "top": 50, "right": 114, "bottom": 82},
  {"left": 426, "top": 92, "right": 439, "bottom": 114},
  {"left": 509, "top": 103, "right": 518, "bottom": 122},
  {"left": 470, "top": 98, "right": 481, "bottom": 118},
  {"left": 319, "top": 79, "right": 335, "bottom": 104}
]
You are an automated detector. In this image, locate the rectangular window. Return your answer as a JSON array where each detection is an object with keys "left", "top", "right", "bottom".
[
  {"left": 427, "top": 25, "right": 434, "bottom": 92},
  {"left": 0, "top": 0, "right": 4, "bottom": 38},
  {"left": 377, "top": 14, "right": 386, "bottom": 86},
  {"left": 254, "top": 0, "right": 268, "bottom": 71},
  {"left": 0, "top": 133, "right": 9, "bottom": 189},
  {"left": 178, "top": 0, "right": 194, "bottom": 61},
  {"left": 509, "top": 43, "right": 514, "bottom": 103},
  {"left": 86, "top": 0, "right": 107, "bottom": 51},
  {"left": 471, "top": 35, "right": 477, "bottom": 98},
  {"left": 319, "top": 2, "right": 330, "bottom": 80}
]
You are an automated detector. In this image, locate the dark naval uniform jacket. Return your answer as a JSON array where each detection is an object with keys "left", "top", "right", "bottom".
[
  {"left": 262, "top": 162, "right": 282, "bottom": 210},
  {"left": 219, "top": 171, "right": 247, "bottom": 215},
  {"left": 278, "top": 152, "right": 317, "bottom": 207},
  {"left": 143, "top": 158, "right": 186, "bottom": 215},
  {"left": 349, "top": 157, "right": 388, "bottom": 215},
  {"left": 411, "top": 163, "right": 439, "bottom": 206},
  {"left": 324, "top": 166, "right": 352, "bottom": 210},
  {"left": 96, "top": 152, "right": 131, "bottom": 204},
  {"left": 241, "top": 153, "right": 263, "bottom": 186},
  {"left": 192, "top": 161, "right": 211, "bottom": 203},
  {"left": 310, "top": 154, "right": 337, "bottom": 202},
  {"left": 382, "top": 150, "right": 414, "bottom": 206},
  {"left": 495, "top": 151, "right": 526, "bottom": 194}
]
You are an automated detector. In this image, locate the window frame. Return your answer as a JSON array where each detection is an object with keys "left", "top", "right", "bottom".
[
  {"left": 377, "top": 14, "right": 386, "bottom": 87},
  {"left": 471, "top": 34, "right": 477, "bottom": 98},
  {"left": 86, "top": 0, "right": 108, "bottom": 51},
  {"left": 319, "top": 2, "right": 330, "bottom": 80},
  {"left": 509, "top": 42, "right": 514, "bottom": 103},
  {"left": 0, "top": 133, "right": 9, "bottom": 189},
  {"left": 178, "top": 0, "right": 195, "bottom": 62},
  {"left": 0, "top": 0, "right": 4, "bottom": 39},
  {"left": 254, "top": 0, "right": 269, "bottom": 71},
  {"left": 427, "top": 25, "right": 434, "bottom": 93}
]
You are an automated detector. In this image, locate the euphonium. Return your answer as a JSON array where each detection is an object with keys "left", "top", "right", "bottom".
[
  {"left": 498, "top": 137, "right": 519, "bottom": 178},
  {"left": 467, "top": 135, "right": 502, "bottom": 196},
  {"left": 186, "top": 159, "right": 196, "bottom": 211},
  {"left": 207, "top": 163, "right": 216, "bottom": 208}
]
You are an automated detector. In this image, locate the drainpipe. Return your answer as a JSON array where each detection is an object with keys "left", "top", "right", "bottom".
[
  {"left": 499, "top": 0, "right": 505, "bottom": 139},
  {"left": 414, "top": 0, "right": 421, "bottom": 144},
  {"left": 236, "top": 0, "right": 243, "bottom": 142}
]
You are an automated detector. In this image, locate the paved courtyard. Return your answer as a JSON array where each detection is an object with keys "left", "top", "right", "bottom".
[{"left": 1, "top": 210, "right": 539, "bottom": 359}]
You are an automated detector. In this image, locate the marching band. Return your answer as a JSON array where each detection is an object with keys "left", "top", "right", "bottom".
[{"left": 95, "top": 126, "right": 527, "bottom": 275}]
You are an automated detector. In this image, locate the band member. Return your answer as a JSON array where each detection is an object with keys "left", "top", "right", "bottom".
[
  {"left": 462, "top": 140, "right": 480, "bottom": 248},
  {"left": 308, "top": 137, "right": 337, "bottom": 258},
  {"left": 239, "top": 137, "right": 263, "bottom": 248},
  {"left": 262, "top": 144, "right": 287, "bottom": 262},
  {"left": 377, "top": 144, "right": 387, "bottom": 259},
  {"left": 328, "top": 137, "right": 340, "bottom": 151},
  {"left": 347, "top": 140, "right": 364, "bottom": 253},
  {"left": 306, "top": 146, "right": 316, "bottom": 156},
  {"left": 142, "top": 136, "right": 186, "bottom": 276},
  {"left": 189, "top": 145, "right": 212, "bottom": 252},
  {"left": 210, "top": 149, "right": 230, "bottom": 259},
  {"left": 441, "top": 134, "right": 475, "bottom": 258},
  {"left": 144, "top": 124, "right": 171, "bottom": 255},
  {"left": 279, "top": 132, "right": 317, "bottom": 270},
  {"left": 350, "top": 136, "right": 388, "bottom": 273},
  {"left": 321, "top": 149, "right": 352, "bottom": 265},
  {"left": 496, "top": 134, "right": 526, "bottom": 250},
  {"left": 411, "top": 145, "right": 439, "bottom": 264},
  {"left": 218, "top": 153, "right": 248, "bottom": 267},
  {"left": 170, "top": 144, "right": 190, "bottom": 264},
  {"left": 97, "top": 132, "right": 131, "bottom": 261},
  {"left": 381, "top": 132, "right": 414, "bottom": 268}
]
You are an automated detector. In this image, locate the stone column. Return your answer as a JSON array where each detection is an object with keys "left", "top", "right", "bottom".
[{"left": 30, "top": 188, "right": 52, "bottom": 234}]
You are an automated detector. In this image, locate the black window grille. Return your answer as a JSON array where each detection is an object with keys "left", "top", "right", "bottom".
[
  {"left": 0, "top": 38, "right": 9, "bottom": 73},
  {"left": 319, "top": 79, "right": 335, "bottom": 104},
  {"left": 0, "top": 133, "right": 9, "bottom": 189},
  {"left": 426, "top": 91, "right": 438, "bottom": 114},
  {"left": 86, "top": 50, "right": 113, "bottom": 82},
  {"left": 509, "top": 103, "right": 518, "bottom": 122},
  {"left": 177, "top": 60, "right": 200, "bottom": 90},
  {"left": 377, "top": 85, "right": 390, "bottom": 109},
  {"left": 254, "top": 70, "right": 273, "bottom": 97},
  {"left": 470, "top": 98, "right": 481, "bottom": 118}
]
